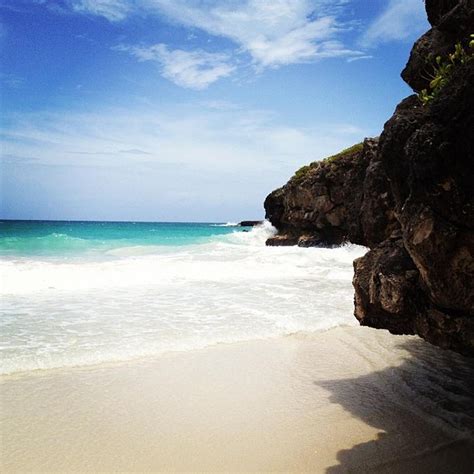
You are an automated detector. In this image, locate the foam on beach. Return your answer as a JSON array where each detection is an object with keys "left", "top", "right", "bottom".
[
  {"left": 2, "top": 327, "right": 473, "bottom": 472},
  {"left": 1, "top": 221, "right": 473, "bottom": 472},
  {"left": 0, "top": 222, "right": 366, "bottom": 375}
]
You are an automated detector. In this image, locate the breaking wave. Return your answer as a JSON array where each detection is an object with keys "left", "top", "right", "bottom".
[{"left": 0, "top": 222, "right": 367, "bottom": 375}]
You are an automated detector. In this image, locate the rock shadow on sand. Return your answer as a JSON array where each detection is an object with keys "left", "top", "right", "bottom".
[{"left": 315, "top": 339, "right": 474, "bottom": 474}]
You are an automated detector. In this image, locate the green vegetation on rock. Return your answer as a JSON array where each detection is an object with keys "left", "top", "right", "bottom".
[
  {"left": 293, "top": 165, "right": 311, "bottom": 181},
  {"left": 419, "top": 34, "right": 474, "bottom": 105},
  {"left": 322, "top": 142, "right": 364, "bottom": 163},
  {"left": 290, "top": 142, "right": 364, "bottom": 183}
]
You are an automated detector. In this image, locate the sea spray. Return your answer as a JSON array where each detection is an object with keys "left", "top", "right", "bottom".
[{"left": 0, "top": 221, "right": 367, "bottom": 374}]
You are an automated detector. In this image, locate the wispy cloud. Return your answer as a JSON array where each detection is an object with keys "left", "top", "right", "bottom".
[
  {"left": 199, "top": 100, "right": 241, "bottom": 111},
  {"left": 116, "top": 44, "right": 235, "bottom": 89},
  {"left": 119, "top": 148, "right": 152, "bottom": 155},
  {"left": 360, "top": 0, "right": 428, "bottom": 47},
  {"left": 0, "top": 21, "right": 7, "bottom": 40},
  {"left": 70, "top": 0, "right": 131, "bottom": 22},
  {"left": 2, "top": 105, "right": 363, "bottom": 165},
  {"left": 146, "top": 0, "right": 362, "bottom": 68},
  {"left": 0, "top": 73, "right": 25, "bottom": 89},
  {"left": 67, "top": 0, "right": 364, "bottom": 73},
  {"left": 1, "top": 104, "right": 367, "bottom": 219},
  {"left": 347, "top": 55, "right": 373, "bottom": 63}
]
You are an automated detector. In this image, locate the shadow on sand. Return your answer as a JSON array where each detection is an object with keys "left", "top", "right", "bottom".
[{"left": 316, "top": 338, "right": 474, "bottom": 474}]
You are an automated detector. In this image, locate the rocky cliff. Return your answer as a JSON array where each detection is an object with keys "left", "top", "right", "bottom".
[
  {"left": 264, "top": 139, "right": 399, "bottom": 248},
  {"left": 264, "top": 0, "right": 474, "bottom": 356}
]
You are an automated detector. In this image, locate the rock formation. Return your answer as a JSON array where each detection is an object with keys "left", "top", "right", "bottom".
[
  {"left": 239, "top": 220, "right": 263, "bottom": 227},
  {"left": 264, "top": 0, "right": 474, "bottom": 356},
  {"left": 264, "top": 139, "right": 399, "bottom": 248}
]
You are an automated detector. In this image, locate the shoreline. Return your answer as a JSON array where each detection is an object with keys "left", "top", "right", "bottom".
[
  {"left": 2, "top": 325, "right": 473, "bottom": 472},
  {"left": 0, "top": 324, "right": 360, "bottom": 380}
]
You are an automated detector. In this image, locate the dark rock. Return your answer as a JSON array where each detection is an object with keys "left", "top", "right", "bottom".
[
  {"left": 354, "top": 57, "right": 474, "bottom": 355},
  {"left": 297, "top": 235, "right": 325, "bottom": 247},
  {"left": 401, "top": 28, "right": 455, "bottom": 92},
  {"left": 263, "top": 0, "right": 474, "bottom": 355},
  {"left": 266, "top": 235, "right": 299, "bottom": 246},
  {"left": 353, "top": 236, "right": 423, "bottom": 335},
  {"left": 414, "top": 308, "right": 474, "bottom": 355},
  {"left": 264, "top": 138, "right": 398, "bottom": 248},
  {"left": 359, "top": 140, "right": 400, "bottom": 247},
  {"left": 239, "top": 220, "right": 263, "bottom": 227},
  {"left": 263, "top": 188, "right": 286, "bottom": 231},
  {"left": 425, "top": 0, "right": 460, "bottom": 26},
  {"left": 401, "top": 0, "right": 474, "bottom": 92},
  {"left": 435, "top": 0, "right": 474, "bottom": 32}
]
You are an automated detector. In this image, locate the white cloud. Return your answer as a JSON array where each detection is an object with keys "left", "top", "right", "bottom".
[
  {"left": 2, "top": 104, "right": 368, "bottom": 219},
  {"left": 2, "top": 104, "right": 366, "bottom": 176},
  {"left": 71, "top": 0, "right": 131, "bottom": 22},
  {"left": 117, "top": 44, "right": 235, "bottom": 89},
  {"left": 69, "top": 0, "right": 363, "bottom": 70},
  {"left": 145, "top": 0, "right": 362, "bottom": 67},
  {"left": 198, "top": 100, "right": 242, "bottom": 111},
  {"left": 347, "top": 55, "right": 373, "bottom": 63},
  {"left": 0, "top": 73, "right": 25, "bottom": 88},
  {"left": 360, "top": 0, "right": 428, "bottom": 47},
  {"left": 0, "top": 21, "right": 7, "bottom": 40}
]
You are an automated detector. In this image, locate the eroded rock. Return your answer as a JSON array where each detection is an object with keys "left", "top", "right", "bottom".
[
  {"left": 264, "top": 138, "right": 398, "bottom": 248},
  {"left": 401, "top": 0, "right": 474, "bottom": 92},
  {"left": 263, "top": 0, "right": 474, "bottom": 355}
]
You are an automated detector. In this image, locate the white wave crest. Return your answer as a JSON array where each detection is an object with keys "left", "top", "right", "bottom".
[
  {"left": 211, "top": 222, "right": 238, "bottom": 227},
  {"left": 0, "top": 222, "right": 369, "bottom": 375}
]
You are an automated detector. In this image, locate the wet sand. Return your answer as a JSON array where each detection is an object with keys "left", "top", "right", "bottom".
[{"left": 1, "top": 326, "right": 473, "bottom": 473}]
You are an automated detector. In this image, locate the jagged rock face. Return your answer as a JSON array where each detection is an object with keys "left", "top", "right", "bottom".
[
  {"left": 353, "top": 235, "right": 474, "bottom": 355},
  {"left": 353, "top": 235, "right": 424, "bottom": 335},
  {"left": 365, "top": 59, "right": 474, "bottom": 353},
  {"left": 355, "top": 8, "right": 474, "bottom": 355},
  {"left": 264, "top": 139, "right": 398, "bottom": 248},
  {"left": 381, "top": 62, "right": 474, "bottom": 313},
  {"left": 401, "top": 0, "right": 474, "bottom": 92},
  {"left": 263, "top": 0, "right": 474, "bottom": 355},
  {"left": 359, "top": 143, "right": 400, "bottom": 249},
  {"left": 401, "top": 29, "right": 455, "bottom": 92},
  {"left": 425, "top": 0, "right": 460, "bottom": 25}
]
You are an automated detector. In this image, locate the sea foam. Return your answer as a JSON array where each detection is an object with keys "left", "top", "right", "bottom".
[{"left": 0, "top": 222, "right": 367, "bottom": 375}]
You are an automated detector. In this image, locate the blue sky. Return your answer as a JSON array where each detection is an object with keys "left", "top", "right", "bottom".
[{"left": 1, "top": 0, "right": 429, "bottom": 222}]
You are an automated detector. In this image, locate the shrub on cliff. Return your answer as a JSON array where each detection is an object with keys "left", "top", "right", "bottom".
[
  {"left": 291, "top": 142, "right": 364, "bottom": 184},
  {"left": 419, "top": 34, "right": 474, "bottom": 105},
  {"left": 322, "top": 142, "right": 364, "bottom": 163}
]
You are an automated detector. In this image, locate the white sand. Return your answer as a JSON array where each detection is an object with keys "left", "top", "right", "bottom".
[{"left": 1, "top": 326, "right": 473, "bottom": 473}]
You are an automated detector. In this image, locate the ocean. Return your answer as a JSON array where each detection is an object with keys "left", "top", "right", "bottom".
[
  {"left": 3, "top": 220, "right": 474, "bottom": 472},
  {"left": 0, "top": 220, "right": 366, "bottom": 375}
]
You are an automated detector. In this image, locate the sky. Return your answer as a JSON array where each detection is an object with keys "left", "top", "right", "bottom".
[{"left": 0, "top": 0, "right": 429, "bottom": 222}]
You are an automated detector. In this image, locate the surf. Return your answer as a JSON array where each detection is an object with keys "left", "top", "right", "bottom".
[{"left": 0, "top": 221, "right": 367, "bottom": 375}]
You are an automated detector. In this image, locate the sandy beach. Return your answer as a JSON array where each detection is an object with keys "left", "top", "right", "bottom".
[
  {"left": 2, "top": 326, "right": 473, "bottom": 473},
  {"left": 3, "top": 0, "right": 474, "bottom": 472}
]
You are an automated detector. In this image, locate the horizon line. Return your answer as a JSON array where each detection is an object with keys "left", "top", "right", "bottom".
[{"left": 0, "top": 218, "right": 263, "bottom": 224}]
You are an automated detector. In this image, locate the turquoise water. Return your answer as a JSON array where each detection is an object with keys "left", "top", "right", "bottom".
[
  {"left": 0, "top": 219, "right": 367, "bottom": 375},
  {"left": 0, "top": 220, "right": 242, "bottom": 258}
]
